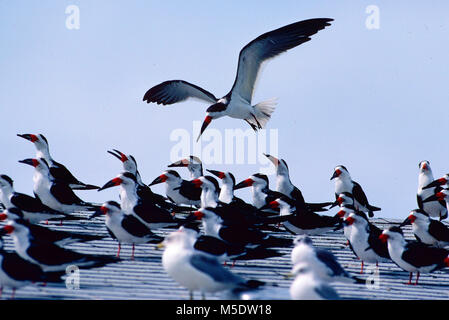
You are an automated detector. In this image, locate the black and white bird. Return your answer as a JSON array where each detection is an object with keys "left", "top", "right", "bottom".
[
  {"left": 235, "top": 173, "right": 285, "bottom": 209},
  {"left": 19, "top": 158, "right": 99, "bottom": 214},
  {"left": 194, "top": 208, "right": 292, "bottom": 249},
  {"left": 143, "top": 19, "right": 333, "bottom": 141},
  {"left": 263, "top": 196, "right": 341, "bottom": 235},
  {"left": 0, "top": 221, "right": 119, "bottom": 272},
  {"left": 17, "top": 133, "right": 99, "bottom": 190},
  {"left": 343, "top": 212, "right": 390, "bottom": 273},
  {"left": 0, "top": 238, "right": 64, "bottom": 299},
  {"left": 417, "top": 161, "right": 448, "bottom": 220},
  {"left": 158, "top": 230, "right": 264, "bottom": 300},
  {"left": 330, "top": 165, "right": 380, "bottom": 218},
  {"left": 289, "top": 263, "right": 339, "bottom": 300},
  {"left": 379, "top": 226, "right": 449, "bottom": 285},
  {"left": 168, "top": 156, "right": 203, "bottom": 179},
  {"left": 290, "top": 235, "right": 364, "bottom": 284},
  {"left": 264, "top": 153, "right": 332, "bottom": 213},
  {"left": 400, "top": 209, "right": 449, "bottom": 248},
  {"left": 149, "top": 170, "right": 201, "bottom": 207},
  {"left": 89, "top": 201, "right": 164, "bottom": 259},
  {"left": 98, "top": 172, "right": 181, "bottom": 229},
  {"left": 0, "top": 174, "right": 78, "bottom": 223},
  {"left": 0, "top": 208, "right": 105, "bottom": 246},
  {"left": 107, "top": 149, "right": 144, "bottom": 186}
]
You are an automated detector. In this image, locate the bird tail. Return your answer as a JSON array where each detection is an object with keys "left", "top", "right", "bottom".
[
  {"left": 367, "top": 205, "right": 381, "bottom": 212},
  {"left": 249, "top": 98, "right": 277, "bottom": 129},
  {"left": 234, "top": 247, "right": 283, "bottom": 261}
]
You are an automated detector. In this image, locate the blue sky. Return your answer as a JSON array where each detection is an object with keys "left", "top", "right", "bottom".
[{"left": 1, "top": 1, "right": 448, "bottom": 219}]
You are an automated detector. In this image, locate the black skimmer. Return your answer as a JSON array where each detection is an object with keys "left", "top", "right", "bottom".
[
  {"left": 90, "top": 201, "right": 164, "bottom": 259},
  {"left": 19, "top": 158, "right": 99, "bottom": 214},
  {"left": 158, "top": 230, "right": 264, "bottom": 300},
  {"left": 263, "top": 196, "right": 341, "bottom": 235},
  {"left": 193, "top": 207, "right": 292, "bottom": 249},
  {"left": 0, "top": 208, "right": 105, "bottom": 246},
  {"left": 289, "top": 263, "right": 339, "bottom": 300},
  {"left": 343, "top": 212, "right": 390, "bottom": 273},
  {"left": 379, "top": 226, "right": 449, "bottom": 285},
  {"left": 417, "top": 161, "right": 448, "bottom": 220},
  {"left": 17, "top": 133, "right": 99, "bottom": 190},
  {"left": 264, "top": 153, "right": 332, "bottom": 213},
  {"left": 107, "top": 149, "right": 144, "bottom": 186},
  {"left": 290, "top": 235, "right": 364, "bottom": 284},
  {"left": 149, "top": 170, "right": 201, "bottom": 207},
  {"left": 98, "top": 172, "right": 182, "bottom": 229},
  {"left": 0, "top": 221, "right": 120, "bottom": 272},
  {"left": 143, "top": 18, "right": 333, "bottom": 141},
  {"left": 330, "top": 165, "right": 380, "bottom": 218},
  {"left": 234, "top": 173, "right": 285, "bottom": 209},
  {"left": 168, "top": 156, "right": 203, "bottom": 179},
  {"left": 331, "top": 192, "right": 369, "bottom": 240},
  {"left": 400, "top": 209, "right": 449, "bottom": 247},
  {"left": 0, "top": 174, "right": 79, "bottom": 223},
  {"left": 0, "top": 238, "right": 64, "bottom": 299},
  {"left": 422, "top": 189, "right": 449, "bottom": 221}
]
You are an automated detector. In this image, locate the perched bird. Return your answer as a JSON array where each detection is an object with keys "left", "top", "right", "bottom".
[
  {"left": 19, "top": 158, "right": 99, "bottom": 214},
  {"left": 379, "top": 226, "right": 449, "bottom": 285},
  {"left": 0, "top": 238, "right": 64, "bottom": 299},
  {"left": 0, "top": 221, "right": 120, "bottom": 272},
  {"left": 143, "top": 19, "right": 333, "bottom": 141},
  {"left": 107, "top": 149, "right": 144, "bottom": 186},
  {"left": 0, "top": 174, "right": 78, "bottom": 223},
  {"left": 98, "top": 172, "right": 182, "bottom": 229},
  {"left": 0, "top": 208, "right": 105, "bottom": 246},
  {"left": 158, "top": 230, "right": 264, "bottom": 299},
  {"left": 17, "top": 133, "right": 99, "bottom": 190},
  {"left": 264, "top": 153, "right": 332, "bottom": 213},
  {"left": 235, "top": 173, "right": 285, "bottom": 209},
  {"left": 330, "top": 165, "right": 380, "bottom": 218},
  {"left": 168, "top": 156, "right": 203, "bottom": 179},
  {"left": 289, "top": 263, "right": 340, "bottom": 300},
  {"left": 417, "top": 161, "right": 448, "bottom": 220},
  {"left": 263, "top": 196, "right": 341, "bottom": 235},
  {"left": 343, "top": 212, "right": 390, "bottom": 273},
  {"left": 89, "top": 201, "right": 164, "bottom": 259},
  {"left": 400, "top": 209, "right": 449, "bottom": 247},
  {"left": 149, "top": 170, "right": 201, "bottom": 207},
  {"left": 290, "top": 235, "right": 364, "bottom": 284}
]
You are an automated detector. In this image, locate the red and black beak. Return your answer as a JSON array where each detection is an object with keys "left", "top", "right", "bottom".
[
  {"left": 89, "top": 206, "right": 108, "bottom": 219},
  {"left": 399, "top": 214, "right": 416, "bottom": 227},
  {"left": 264, "top": 153, "right": 280, "bottom": 167},
  {"left": 17, "top": 133, "right": 38, "bottom": 143},
  {"left": 18, "top": 158, "right": 39, "bottom": 168},
  {"left": 423, "top": 178, "right": 448, "bottom": 190},
  {"left": 234, "top": 178, "right": 254, "bottom": 190},
  {"left": 191, "top": 179, "right": 203, "bottom": 188},
  {"left": 149, "top": 174, "right": 168, "bottom": 186},
  {"left": 98, "top": 177, "right": 123, "bottom": 191},
  {"left": 196, "top": 115, "right": 213, "bottom": 142},
  {"left": 168, "top": 159, "right": 189, "bottom": 168},
  {"left": 330, "top": 169, "right": 341, "bottom": 180},
  {"left": 206, "top": 169, "right": 225, "bottom": 179},
  {"left": 343, "top": 216, "right": 355, "bottom": 226},
  {"left": 107, "top": 149, "right": 128, "bottom": 163},
  {"left": 193, "top": 211, "right": 204, "bottom": 220},
  {"left": 0, "top": 225, "right": 14, "bottom": 236},
  {"left": 379, "top": 233, "right": 389, "bottom": 243},
  {"left": 330, "top": 197, "right": 343, "bottom": 209},
  {"left": 422, "top": 192, "right": 446, "bottom": 203},
  {"left": 260, "top": 200, "right": 279, "bottom": 211},
  {"left": 0, "top": 213, "right": 7, "bottom": 221}
]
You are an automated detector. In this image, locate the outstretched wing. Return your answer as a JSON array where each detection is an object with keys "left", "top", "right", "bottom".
[
  {"left": 229, "top": 18, "right": 333, "bottom": 102},
  {"left": 143, "top": 80, "right": 218, "bottom": 105}
]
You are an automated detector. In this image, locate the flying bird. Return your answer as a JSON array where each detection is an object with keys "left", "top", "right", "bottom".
[{"left": 143, "top": 19, "right": 333, "bottom": 141}]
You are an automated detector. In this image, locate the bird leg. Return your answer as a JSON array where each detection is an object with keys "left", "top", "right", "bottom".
[
  {"left": 360, "top": 261, "right": 364, "bottom": 274},
  {"left": 189, "top": 291, "right": 193, "bottom": 300},
  {"left": 131, "top": 244, "right": 135, "bottom": 260},
  {"left": 245, "top": 119, "right": 258, "bottom": 132},
  {"left": 117, "top": 243, "right": 121, "bottom": 258},
  {"left": 251, "top": 113, "right": 262, "bottom": 129},
  {"left": 415, "top": 272, "right": 420, "bottom": 285},
  {"left": 406, "top": 272, "right": 413, "bottom": 285}
]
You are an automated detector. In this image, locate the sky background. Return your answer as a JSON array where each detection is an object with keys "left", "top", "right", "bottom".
[{"left": 1, "top": 1, "right": 448, "bottom": 219}]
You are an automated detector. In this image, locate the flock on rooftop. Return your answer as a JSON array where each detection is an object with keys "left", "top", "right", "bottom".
[{"left": 3, "top": 18, "right": 448, "bottom": 300}]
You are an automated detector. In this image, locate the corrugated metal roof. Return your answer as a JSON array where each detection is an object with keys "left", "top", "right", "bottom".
[{"left": 2, "top": 215, "right": 449, "bottom": 300}]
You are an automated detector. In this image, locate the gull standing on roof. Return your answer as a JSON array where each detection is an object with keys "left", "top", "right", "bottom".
[{"left": 143, "top": 19, "right": 333, "bottom": 141}]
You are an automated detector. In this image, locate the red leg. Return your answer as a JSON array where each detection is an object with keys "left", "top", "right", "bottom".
[
  {"left": 360, "top": 261, "right": 364, "bottom": 274},
  {"left": 406, "top": 272, "right": 413, "bottom": 285},
  {"left": 415, "top": 272, "right": 420, "bottom": 285},
  {"left": 116, "top": 243, "right": 121, "bottom": 258},
  {"left": 131, "top": 244, "right": 135, "bottom": 260},
  {"left": 231, "top": 260, "right": 236, "bottom": 268}
]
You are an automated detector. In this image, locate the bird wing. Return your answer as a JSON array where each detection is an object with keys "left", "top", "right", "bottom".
[
  {"left": 314, "top": 283, "right": 339, "bottom": 300},
  {"left": 229, "top": 18, "right": 333, "bottom": 102},
  {"left": 27, "top": 241, "right": 84, "bottom": 265},
  {"left": 11, "top": 192, "right": 48, "bottom": 213},
  {"left": 121, "top": 214, "right": 154, "bottom": 238},
  {"left": 1, "top": 251, "right": 47, "bottom": 281},
  {"left": 189, "top": 253, "right": 242, "bottom": 284},
  {"left": 402, "top": 242, "right": 448, "bottom": 268},
  {"left": 49, "top": 161, "right": 81, "bottom": 185},
  {"left": 429, "top": 220, "right": 449, "bottom": 243},
  {"left": 352, "top": 181, "right": 370, "bottom": 207},
  {"left": 143, "top": 80, "right": 218, "bottom": 105},
  {"left": 50, "top": 182, "right": 84, "bottom": 205},
  {"left": 315, "top": 249, "right": 348, "bottom": 277}
]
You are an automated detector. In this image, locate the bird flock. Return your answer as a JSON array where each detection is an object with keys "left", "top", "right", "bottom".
[{"left": 2, "top": 18, "right": 449, "bottom": 300}]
